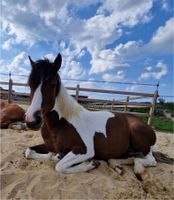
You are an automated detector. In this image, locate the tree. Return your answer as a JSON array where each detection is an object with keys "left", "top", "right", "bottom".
[{"left": 158, "top": 97, "right": 165, "bottom": 105}]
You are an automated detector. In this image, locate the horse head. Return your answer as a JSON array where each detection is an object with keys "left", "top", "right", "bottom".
[{"left": 25, "top": 53, "right": 62, "bottom": 130}]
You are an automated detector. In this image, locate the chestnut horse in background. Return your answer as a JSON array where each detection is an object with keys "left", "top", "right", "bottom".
[
  {"left": 25, "top": 53, "right": 157, "bottom": 179},
  {"left": 0, "top": 102, "right": 25, "bottom": 128}
]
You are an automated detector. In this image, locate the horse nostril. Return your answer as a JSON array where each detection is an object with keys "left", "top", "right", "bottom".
[{"left": 26, "top": 112, "right": 42, "bottom": 130}]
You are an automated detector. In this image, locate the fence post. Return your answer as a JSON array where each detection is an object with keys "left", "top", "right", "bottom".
[
  {"left": 147, "top": 90, "right": 158, "bottom": 125},
  {"left": 111, "top": 99, "right": 115, "bottom": 111},
  {"left": 124, "top": 96, "right": 129, "bottom": 112},
  {"left": 8, "top": 73, "right": 13, "bottom": 103},
  {"left": 75, "top": 84, "right": 80, "bottom": 101}
]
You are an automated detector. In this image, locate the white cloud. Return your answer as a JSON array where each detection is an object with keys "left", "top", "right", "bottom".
[
  {"left": 0, "top": 52, "right": 30, "bottom": 82},
  {"left": 43, "top": 53, "right": 56, "bottom": 61},
  {"left": 2, "top": 38, "right": 18, "bottom": 50},
  {"left": 89, "top": 55, "right": 129, "bottom": 74},
  {"left": 105, "top": 16, "right": 173, "bottom": 62},
  {"left": 126, "top": 85, "right": 139, "bottom": 92},
  {"left": 102, "top": 71, "right": 125, "bottom": 81},
  {"left": 0, "top": 59, "right": 4, "bottom": 65},
  {"left": 71, "top": 0, "right": 153, "bottom": 74},
  {"left": 61, "top": 60, "right": 86, "bottom": 80},
  {"left": 98, "top": 0, "right": 153, "bottom": 27},
  {"left": 1, "top": 0, "right": 154, "bottom": 73},
  {"left": 161, "top": 0, "right": 170, "bottom": 11},
  {"left": 1, "top": 0, "right": 172, "bottom": 90},
  {"left": 145, "top": 17, "right": 174, "bottom": 54},
  {"left": 139, "top": 61, "right": 168, "bottom": 80}
]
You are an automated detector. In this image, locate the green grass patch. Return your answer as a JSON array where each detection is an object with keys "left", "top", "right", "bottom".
[
  {"left": 151, "top": 116, "right": 174, "bottom": 133},
  {"left": 140, "top": 116, "right": 174, "bottom": 133}
]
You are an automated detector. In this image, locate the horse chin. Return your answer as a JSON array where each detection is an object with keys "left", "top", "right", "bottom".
[{"left": 26, "top": 115, "right": 42, "bottom": 130}]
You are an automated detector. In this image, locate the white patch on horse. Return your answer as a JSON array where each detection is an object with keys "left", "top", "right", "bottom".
[
  {"left": 53, "top": 83, "right": 114, "bottom": 173},
  {"left": 142, "top": 146, "right": 157, "bottom": 166},
  {"left": 25, "top": 148, "right": 60, "bottom": 161},
  {"left": 56, "top": 157, "right": 96, "bottom": 173},
  {"left": 25, "top": 84, "right": 42, "bottom": 122},
  {"left": 134, "top": 146, "right": 157, "bottom": 174},
  {"left": 53, "top": 84, "right": 83, "bottom": 121},
  {"left": 55, "top": 151, "right": 96, "bottom": 173},
  {"left": 53, "top": 83, "right": 114, "bottom": 143}
]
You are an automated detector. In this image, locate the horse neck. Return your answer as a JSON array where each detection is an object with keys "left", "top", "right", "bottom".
[{"left": 54, "top": 83, "right": 84, "bottom": 122}]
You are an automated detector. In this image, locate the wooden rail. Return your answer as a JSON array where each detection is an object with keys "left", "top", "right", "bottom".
[{"left": 0, "top": 80, "right": 158, "bottom": 125}]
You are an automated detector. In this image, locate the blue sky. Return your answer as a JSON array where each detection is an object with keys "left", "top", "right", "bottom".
[{"left": 0, "top": 0, "right": 173, "bottom": 101}]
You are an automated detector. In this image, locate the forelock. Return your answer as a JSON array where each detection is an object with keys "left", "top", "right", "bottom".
[
  {"left": 28, "top": 58, "right": 61, "bottom": 93},
  {"left": 28, "top": 59, "right": 52, "bottom": 89}
]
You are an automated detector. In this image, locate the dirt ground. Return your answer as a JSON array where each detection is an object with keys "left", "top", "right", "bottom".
[{"left": 0, "top": 129, "right": 173, "bottom": 199}]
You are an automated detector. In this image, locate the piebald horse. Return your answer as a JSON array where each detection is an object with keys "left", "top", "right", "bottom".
[{"left": 25, "top": 53, "right": 157, "bottom": 178}]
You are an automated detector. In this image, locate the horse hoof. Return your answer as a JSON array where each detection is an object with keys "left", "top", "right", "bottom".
[
  {"left": 92, "top": 160, "right": 100, "bottom": 168},
  {"left": 134, "top": 172, "right": 143, "bottom": 181},
  {"left": 114, "top": 164, "right": 124, "bottom": 175},
  {"left": 135, "top": 170, "right": 150, "bottom": 181}
]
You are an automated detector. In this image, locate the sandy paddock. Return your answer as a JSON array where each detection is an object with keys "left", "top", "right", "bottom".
[{"left": 0, "top": 128, "right": 173, "bottom": 199}]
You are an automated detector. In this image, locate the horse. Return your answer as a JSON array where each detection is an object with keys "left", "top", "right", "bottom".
[
  {"left": 25, "top": 53, "right": 157, "bottom": 179},
  {"left": 0, "top": 102, "right": 25, "bottom": 128}
]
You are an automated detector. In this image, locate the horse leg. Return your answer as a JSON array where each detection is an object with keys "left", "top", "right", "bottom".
[
  {"left": 108, "top": 147, "right": 156, "bottom": 179},
  {"left": 55, "top": 151, "right": 99, "bottom": 173},
  {"left": 133, "top": 147, "right": 157, "bottom": 181},
  {"left": 108, "top": 158, "right": 134, "bottom": 175},
  {"left": 25, "top": 144, "right": 61, "bottom": 161}
]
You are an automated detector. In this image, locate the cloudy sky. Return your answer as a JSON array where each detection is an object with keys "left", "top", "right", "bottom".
[{"left": 0, "top": 0, "right": 173, "bottom": 101}]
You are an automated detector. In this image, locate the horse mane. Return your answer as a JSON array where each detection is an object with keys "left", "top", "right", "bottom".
[{"left": 54, "top": 84, "right": 84, "bottom": 122}]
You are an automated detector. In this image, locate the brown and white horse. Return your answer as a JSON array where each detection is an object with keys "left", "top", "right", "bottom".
[
  {"left": 25, "top": 53, "right": 157, "bottom": 178},
  {"left": 0, "top": 102, "right": 25, "bottom": 128}
]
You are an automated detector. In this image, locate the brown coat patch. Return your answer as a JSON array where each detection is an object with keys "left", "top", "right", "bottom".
[
  {"left": 0, "top": 102, "right": 25, "bottom": 128},
  {"left": 41, "top": 111, "right": 87, "bottom": 155}
]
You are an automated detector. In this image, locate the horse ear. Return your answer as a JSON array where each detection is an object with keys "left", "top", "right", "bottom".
[
  {"left": 28, "top": 56, "right": 35, "bottom": 67},
  {"left": 54, "top": 53, "right": 62, "bottom": 71}
]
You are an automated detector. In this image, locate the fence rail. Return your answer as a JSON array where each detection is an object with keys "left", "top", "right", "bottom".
[{"left": 0, "top": 79, "right": 158, "bottom": 125}]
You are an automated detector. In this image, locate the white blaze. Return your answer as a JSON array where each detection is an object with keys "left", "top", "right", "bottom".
[{"left": 25, "top": 84, "right": 42, "bottom": 122}]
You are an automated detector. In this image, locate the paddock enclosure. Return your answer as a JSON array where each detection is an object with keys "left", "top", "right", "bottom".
[{"left": 0, "top": 77, "right": 159, "bottom": 125}]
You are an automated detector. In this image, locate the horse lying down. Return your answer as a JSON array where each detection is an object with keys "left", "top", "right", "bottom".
[
  {"left": 25, "top": 53, "right": 162, "bottom": 181},
  {"left": 0, "top": 102, "right": 26, "bottom": 129}
]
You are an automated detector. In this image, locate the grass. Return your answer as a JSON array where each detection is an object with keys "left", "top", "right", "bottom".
[
  {"left": 151, "top": 116, "right": 174, "bottom": 133},
  {"left": 141, "top": 116, "right": 174, "bottom": 133}
]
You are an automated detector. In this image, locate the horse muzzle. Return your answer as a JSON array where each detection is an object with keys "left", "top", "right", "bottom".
[{"left": 25, "top": 111, "right": 42, "bottom": 130}]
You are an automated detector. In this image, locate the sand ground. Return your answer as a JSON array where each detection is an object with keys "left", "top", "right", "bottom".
[{"left": 0, "top": 128, "right": 173, "bottom": 199}]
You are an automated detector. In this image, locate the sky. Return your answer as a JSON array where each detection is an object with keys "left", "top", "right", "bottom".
[{"left": 0, "top": 0, "right": 174, "bottom": 102}]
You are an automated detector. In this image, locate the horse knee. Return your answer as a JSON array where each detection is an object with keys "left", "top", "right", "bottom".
[
  {"left": 25, "top": 148, "right": 34, "bottom": 159},
  {"left": 55, "top": 162, "right": 67, "bottom": 173}
]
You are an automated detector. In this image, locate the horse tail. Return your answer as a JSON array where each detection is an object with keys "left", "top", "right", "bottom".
[{"left": 153, "top": 151, "right": 174, "bottom": 165}]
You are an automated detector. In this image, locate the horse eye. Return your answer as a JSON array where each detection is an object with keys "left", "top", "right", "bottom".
[
  {"left": 43, "top": 78, "right": 49, "bottom": 83},
  {"left": 51, "top": 83, "right": 56, "bottom": 87}
]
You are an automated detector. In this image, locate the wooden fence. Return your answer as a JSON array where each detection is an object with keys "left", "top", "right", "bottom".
[{"left": 0, "top": 78, "right": 158, "bottom": 125}]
